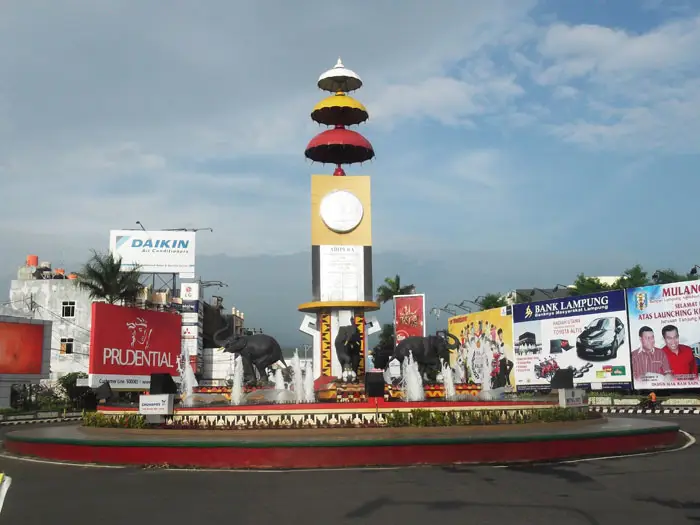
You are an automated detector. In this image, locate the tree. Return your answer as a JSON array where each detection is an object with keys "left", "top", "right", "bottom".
[
  {"left": 652, "top": 268, "right": 693, "bottom": 285},
  {"left": 375, "top": 323, "right": 395, "bottom": 352},
  {"left": 375, "top": 274, "right": 415, "bottom": 304},
  {"left": 568, "top": 273, "right": 611, "bottom": 296},
  {"left": 75, "top": 251, "right": 143, "bottom": 305},
  {"left": 613, "top": 264, "right": 650, "bottom": 289},
  {"left": 57, "top": 372, "right": 89, "bottom": 408},
  {"left": 478, "top": 293, "right": 507, "bottom": 310}
]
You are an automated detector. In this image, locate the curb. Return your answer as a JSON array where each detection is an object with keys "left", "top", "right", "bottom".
[
  {"left": 591, "top": 407, "right": 700, "bottom": 415},
  {"left": 0, "top": 417, "right": 82, "bottom": 426}
]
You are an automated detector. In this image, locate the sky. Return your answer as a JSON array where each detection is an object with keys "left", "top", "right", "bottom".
[{"left": 1, "top": 0, "right": 699, "bottom": 344}]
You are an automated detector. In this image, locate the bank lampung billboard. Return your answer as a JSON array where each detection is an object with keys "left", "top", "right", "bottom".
[
  {"left": 109, "top": 230, "right": 195, "bottom": 277},
  {"left": 627, "top": 280, "right": 700, "bottom": 389},
  {"left": 512, "top": 290, "right": 632, "bottom": 388},
  {"left": 447, "top": 307, "right": 515, "bottom": 388},
  {"left": 393, "top": 294, "right": 426, "bottom": 345},
  {"left": 88, "top": 303, "right": 182, "bottom": 389}
]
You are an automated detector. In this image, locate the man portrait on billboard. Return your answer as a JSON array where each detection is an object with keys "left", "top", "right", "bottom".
[
  {"left": 661, "top": 324, "right": 698, "bottom": 377},
  {"left": 631, "top": 326, "right": 672, "bottom": 381}
]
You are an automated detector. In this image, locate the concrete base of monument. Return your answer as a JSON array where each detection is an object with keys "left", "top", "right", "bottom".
[
  {"left": 3, "top": 418, "right": 680, "bottom": 469},
  {"left": 95, "top": 400, "right": 558, "bottom": 430}
]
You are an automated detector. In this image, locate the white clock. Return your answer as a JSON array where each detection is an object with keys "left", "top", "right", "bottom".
[{"left": 319, "top": 190, "right": 364, "bottom": 233}]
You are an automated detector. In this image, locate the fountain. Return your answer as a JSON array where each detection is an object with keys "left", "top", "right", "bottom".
[
  {"left": 273, "top": 367, "right": 285, "bottom": 390},
  {"left": 290, "top": 349, "right": 305, "bottom": 403},
  {"left": 303, "top": 360, "right": 315, "bottom": 403},
  {"left": 401, "top": 352, "right": 425, "bottom": 402},
  {"left": 229, "top": 355, "right": 244, "bottom": 406},
  {"left": 440, "top": 359, "right": 457, "bottom": 401},
  {"left": 178, "top": 355, "right": 198, "bottom": 408}
]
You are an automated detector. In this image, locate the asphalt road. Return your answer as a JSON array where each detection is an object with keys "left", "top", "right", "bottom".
[{"left": 0, "top": 417, "right": 698, "bottom": 525}]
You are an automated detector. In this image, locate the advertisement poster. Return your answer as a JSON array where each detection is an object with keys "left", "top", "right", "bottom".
[
  {"left": 512, "top": 290, "right": 632, "bottom": 389},
  {"left": 393, "top": 294, "right": 426, "bottom": 345},
  {"left": 0, "top": 322, "right": 45, "bottom": 375},
  {"left": 447, "top": 307, "right": 514, "bottom": 388},
  {"left": 109, "top": 230, "right": 196, "bottom": 278},
  {"left": 627, "top": 280, "right": 700, "bottom": 389},
  {"left": 88, "top": 303, "right": 182, "bottom": 389}
]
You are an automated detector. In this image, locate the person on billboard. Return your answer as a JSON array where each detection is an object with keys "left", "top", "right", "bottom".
[
  {"left": 631, "top": 326, "right": 672, "bottom": 380},
  {"left": 661, "top": 324, "right": 698, "bottom": 376}
]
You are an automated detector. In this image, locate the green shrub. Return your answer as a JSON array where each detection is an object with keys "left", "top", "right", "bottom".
[
  {"left": 384, "top": 407, "right": 587, "bottom": 428},
  {"left": 82, "top": 412, "right": 147, "bottom": 429}
]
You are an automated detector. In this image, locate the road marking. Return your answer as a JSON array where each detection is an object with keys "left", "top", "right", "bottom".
[
  {"left": 0, "top": 452, "right": 125, "bottom": 469},
  {"left": 492, "top": 430, "right": 696, "bottom": 467}
]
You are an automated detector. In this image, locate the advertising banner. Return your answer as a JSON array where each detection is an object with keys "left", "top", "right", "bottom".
[
  {"left": 512, "top": 290, "right": 632, "bottom": 389},
  {"left": 109, "top": 230, "right": 196, "bottom": 277},
  {"left": 626, "top": 280, "right": 700, "bottom": 389},
  {"left": 138, "top": 394, "right": 174, "bottom": 415},
  {"left": 393, "top": 294, "right": 426, "bottom": 345},
  {"left": 88, "top": 303, "right": 182, "bottom": 389},
  {"left": 447, "top": 307, "right": 514, "bottom": 388},
  {"left": 0, "top": 321, "right": 46, "bottom": 375}
]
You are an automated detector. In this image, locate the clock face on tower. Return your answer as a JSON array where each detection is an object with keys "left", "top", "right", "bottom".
[{"left": 319, "top": 190, "right": 364, "bottom": 233}]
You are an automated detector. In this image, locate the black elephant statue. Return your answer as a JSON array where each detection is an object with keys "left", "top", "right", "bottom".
[
  {"left": 335, "top": 320, "right": 362, "bottom": 382},
  {"left": 213, "top": 326, "right": 287, "bottom": 386},
  {"left": 372, "top": 330, "right": 460, "bottom": 383}
]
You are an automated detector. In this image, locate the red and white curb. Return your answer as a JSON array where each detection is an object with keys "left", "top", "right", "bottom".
[{"left": 591, "top": 406, "right": 700, "bottom": 415}]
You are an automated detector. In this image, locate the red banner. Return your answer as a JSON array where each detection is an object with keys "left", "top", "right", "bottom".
[
  {"left": 0, "top": 322, "right": 45, "bottom": 375},
  {"left": 393, "top": 294, "right": 426, "bottom": 345},
  {"left": 89, "top": 303, "right": 182, "bottom": 388}
]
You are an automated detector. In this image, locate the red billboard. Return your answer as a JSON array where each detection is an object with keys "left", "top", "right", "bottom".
[
  {"left": 393, "top": 294, "right": 426, "bottom": 345},
  {"left": 89, "top": 303, "right": 182, "bottom": 389},
  {"left": 0, "top": 322, "right": 45, "bottom": 375}
]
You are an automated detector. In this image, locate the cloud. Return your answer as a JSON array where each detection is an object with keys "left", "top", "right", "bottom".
[{"left": 527, "top": 15, "right": 700, "bottom": 152}]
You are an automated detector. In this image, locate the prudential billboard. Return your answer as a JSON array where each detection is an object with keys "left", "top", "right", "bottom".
[
  {"left": 109, "top": 230, "right": 196, "bottom": 277},
  {"left": 512, "top": 290, "right": 632, "bottom": 389}
]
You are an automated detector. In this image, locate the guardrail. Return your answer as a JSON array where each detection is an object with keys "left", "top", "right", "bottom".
[{"left": 0, "top": 410, "right": 83, "bottom": 425}]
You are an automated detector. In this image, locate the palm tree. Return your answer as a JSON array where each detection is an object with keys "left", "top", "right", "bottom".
[
  {"left": 376, "top": 274, "right": 416, "bottom": 304},
  {"left": 75, "top": 251, "right": 143, "bottom": 305}
]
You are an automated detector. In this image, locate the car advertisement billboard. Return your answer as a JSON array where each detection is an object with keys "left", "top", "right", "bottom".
[
  {"left": 393, "top": 294, "right": 426, "bottom": 345},
  {"left": 88, "top": 303, "right": 182, "bottom": 389},
  {"left": 512, "top": 290, "right": 632, "bottom": 389},
  {"left": 447, "top": 307, "right": 514, "bottom": 388},
  {"left": 0, "top": 320, "right": 49, "bottom": 375},
  {"left": 626, "top": 280, "right": 700, "bottom": 389},
  {"left": 109, "top": 230, "right": 195, "bottom": 277}
]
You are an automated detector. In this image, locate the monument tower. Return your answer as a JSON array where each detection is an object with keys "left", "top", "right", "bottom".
[{"left": 299, "top": 59, "right": 382, "bottom": 383}]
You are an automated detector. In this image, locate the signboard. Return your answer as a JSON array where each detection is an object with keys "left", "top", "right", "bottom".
[
  {"left": 393, "top": 294, "right": 426, "bottom": 345},
  {"left": 180, "top": 283, "right": 201, "bottom": 301},
  {"left": 319, "top": 245, "right": 364, "bottom": 302},
  {"left": 181, "top": 325, "right": 198, "bottom": 339},
  {"left": 109, "top": 230, "right": 195, "bottom": 278},
  {"left": 88, "top": 303, "right": 182, "bottom": 389},
  {"left": 181, "top": 312, "right": 200, "bottom": 325},
  {"left": 558, "top": 388, "right": 587, "bottom": 407},
  {"left": 138, "top": 394, "right": 175, "bottom": 415},
  {"left": 627, "top": 280, "right": 700, "bottom": 389},
  {"left": 447, "top": 307, "right": 514, "bottom": 387},
  {"left": 0, "top": 321, "right": 47, "bottom": 375},
  {"left": 512, "top": 290, "right": 632, "bottom": 389}
]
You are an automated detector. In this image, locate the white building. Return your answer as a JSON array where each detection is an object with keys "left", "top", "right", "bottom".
[{"left": 8, "top": 262, "right": 92, "bottom": 383}]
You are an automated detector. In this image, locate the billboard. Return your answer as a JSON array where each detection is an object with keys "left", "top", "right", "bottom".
[
  {"left": 109, "top": 230, "right": 195, "bottom": 277},
  {"left": 512, "top": 290, "right": 632, "bottom": 389},
  {"left": 626, "top": 280, "right": 700, "bottom": 389},
  {"left": 447, "top": 307, "right": 514, "bottom": 388},
  {"left": 0, "top": 320, "right": 49, "bottom": 375},
  {"left": 393, "top": 294, "right": 426, "bottom": 345},
  {"left": 88, "top": 303, "right": 182, "bottom": 389}
]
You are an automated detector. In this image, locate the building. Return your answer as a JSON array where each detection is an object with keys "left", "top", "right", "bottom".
[
  {"left": 8, "top": 256, "right": 92, "bottom": 382},
  {"left": 6, "top": 254, "right": 249, "bottom": 386}
]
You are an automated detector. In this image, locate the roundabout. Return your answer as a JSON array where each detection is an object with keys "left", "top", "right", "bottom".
[{"left": 2, "top": 416, "right": 680, "bottom": 469}]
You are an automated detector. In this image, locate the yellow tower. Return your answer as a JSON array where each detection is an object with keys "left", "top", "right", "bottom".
[{"left": 299, "top": 59, "right": 382, "bottom": 383}]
